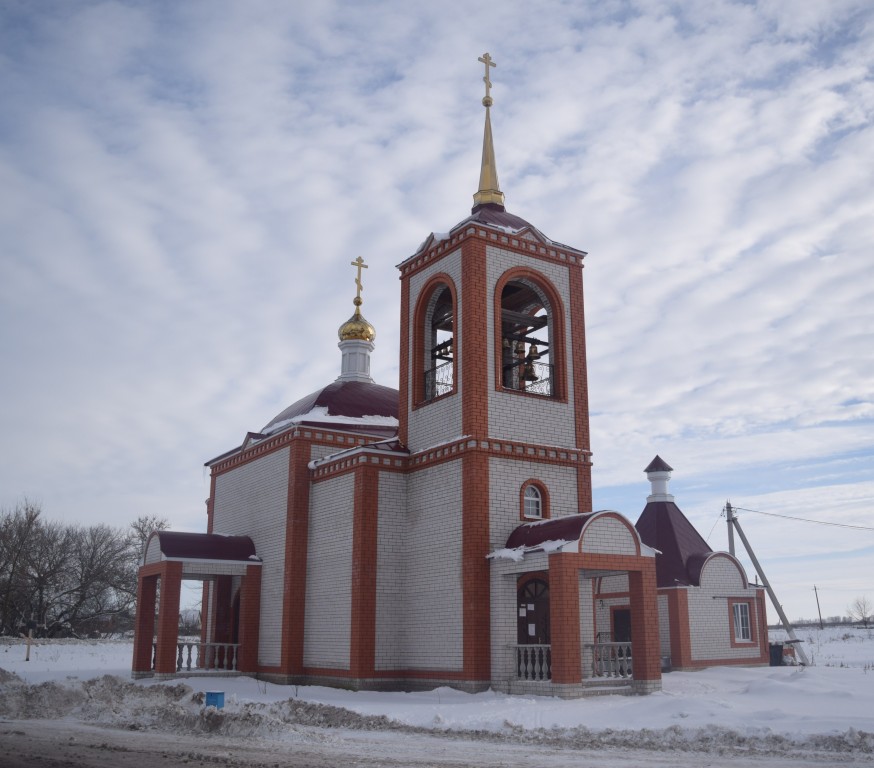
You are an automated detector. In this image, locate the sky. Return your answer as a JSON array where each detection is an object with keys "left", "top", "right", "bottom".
[{"left": 0, "top": 0, "right": 872, "bottom": 623}]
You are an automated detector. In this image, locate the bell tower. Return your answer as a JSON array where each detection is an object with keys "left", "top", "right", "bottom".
[{"left": 396, "top": 54, "right": 592, "bottom": 689}]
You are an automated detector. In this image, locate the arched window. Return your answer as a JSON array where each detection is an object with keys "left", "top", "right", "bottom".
[
  {"left": 524, "top": 485, "right": 542, "bottom": 518},
  {"left": 413, "top": 276, "right": 457, "bottom": 405},
  {"left": 497, "top": 275, "right": 562, "bottom": 398},
  {"left": 520, "top": 480, "right": 549, "bottom": 520}
]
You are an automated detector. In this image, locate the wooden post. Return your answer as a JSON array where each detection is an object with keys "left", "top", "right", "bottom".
[{"left": 25, "top": 628, "right": 33, "bottom": 661}]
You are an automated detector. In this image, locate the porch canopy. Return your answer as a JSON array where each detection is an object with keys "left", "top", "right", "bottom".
[
  {"left": 489, "top": 511, "right": 662, "bottom": 697},
  {"left": 132, "top": 531, "right": 262, "bottom": 679}
]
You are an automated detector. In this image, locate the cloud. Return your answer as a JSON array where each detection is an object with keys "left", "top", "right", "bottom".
[{"left": 0, "top": 0, "right": 871, "bottom": 621}]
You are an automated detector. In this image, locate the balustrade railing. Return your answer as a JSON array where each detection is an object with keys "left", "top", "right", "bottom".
[
  {"left": 151, "top": 642, "right": 239, "bottom": 673},
  {"left": 424, "top": 361, "right": 453, "bottom": 400},
  {"left": 514, "top": 644, "right": 551, "bottom": 681},
  {"left": 586, "top": 641, "right": 633, "bottom": 678},
  {"left": 502, "top": 361, "right": 554, "bottom": 396}
]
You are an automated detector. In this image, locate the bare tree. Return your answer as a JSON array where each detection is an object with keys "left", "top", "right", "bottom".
[
  {"left": 0, "top": 503, "right": 172, "bottom": 637},
  {"left": 0, "top": 500, "right": 42, "bottom": 634},
  {"left": 848, "top": 596, "right": 872, "bottom": 628}
]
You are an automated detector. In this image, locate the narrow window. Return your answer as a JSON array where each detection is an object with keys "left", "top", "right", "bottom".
[
  {"left": 523, "top": 485, "right": 542, "bottom": 519},
  {"left": 424, "top": 285, "right": 454, "bottom": 401},
  {"left": 733, "top": 602, "right": 751, "bottom": 641}
]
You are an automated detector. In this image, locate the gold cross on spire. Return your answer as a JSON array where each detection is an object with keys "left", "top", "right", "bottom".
[
  {"left": 478, "top": 52, "right": 496, "bottom": 106},
  {"left": 350, "top": 256, "right": 368, "bottom": 307}
]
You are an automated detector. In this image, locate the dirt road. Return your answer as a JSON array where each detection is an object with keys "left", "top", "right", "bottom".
[{"left": 2, "top": 719, "right": 868, "bottom": 768}]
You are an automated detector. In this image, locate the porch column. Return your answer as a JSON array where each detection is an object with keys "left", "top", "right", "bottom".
[
  {"left": 237, "top": 564, "right": 262, "bottom": 673},
  {"left": 628, "top": 562, "right": 661, "bottom": 693},
  {"left": 548, "top": 554, "right": 581, "bottom": 685},
  {"left": 154, "top": 561, "right": 183, "bottom": 677},
  {"left": 132, "top": 572, "right": 158, "bottom": 677}
]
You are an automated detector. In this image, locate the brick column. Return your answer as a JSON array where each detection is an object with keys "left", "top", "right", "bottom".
[
  {"left": 237, "top": 564, "right": 262, "bottom": 674},
  {"left": 154, "top": 561, "right": 183, "bottom": 677},
  {"left": 667, "top": 588, "right": 693, "bottom": 669},
  {"left": 350, "top": 463, "right": 379, "bottom": 680},
  {"left": 282, "top": 437, "right": 312, "bottom": 676},
  {"left": 462, "top": 448, "right": 491, "bottom": 682},
  {"left": 548, "top": 554, "right": 582, "bottom": 685},
  {"left": 628, "top": 563, "right": 662, "bottom": 692},
  {"left": 132, "top": 572, "right": 157, "bottom": 677}
]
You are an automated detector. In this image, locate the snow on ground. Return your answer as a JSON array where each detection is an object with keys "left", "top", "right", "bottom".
[{"left": 1, "top": 626, "right": 873, "bottom": 762}]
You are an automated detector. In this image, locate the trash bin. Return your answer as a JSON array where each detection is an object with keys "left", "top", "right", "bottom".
[
  {"left": 205, "top": 691, "right": 225, "bottom": 709},
  {"left": 660, "top": 655, "right": 672, "bottom": 673},
  {"left": 769, "top": 643, "right": 784, "bottom": 666}
]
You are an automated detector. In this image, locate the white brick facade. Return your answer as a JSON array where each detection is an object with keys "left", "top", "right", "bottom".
[
  {"left": 213, "top": 446, "right": 289, "bottom": 666},
  {"left": 400, "top": 460, "right": 464, "bottom": 670},
  {"left": 304, "top": 473, "right": 354, "bottom": 669}
]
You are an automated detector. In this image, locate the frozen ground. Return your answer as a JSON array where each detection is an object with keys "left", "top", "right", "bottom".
[{"left": 0, "top": 626, "right": 872, "bottom": 766}]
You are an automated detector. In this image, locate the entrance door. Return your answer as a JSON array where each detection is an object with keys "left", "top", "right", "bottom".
[
  {"left": 517, "top": 578, "right": 550, "bottom": 645},
  {"left": 613, "top": 608, "right": 631, "bottom": 643}
]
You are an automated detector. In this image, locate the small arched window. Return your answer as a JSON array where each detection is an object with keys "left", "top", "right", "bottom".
[
  {"left": 520, "top": 481, "right": 549, "bottom": 520},
  {"left": 524, "top": 486, "right": 542, "bottom": 518}
]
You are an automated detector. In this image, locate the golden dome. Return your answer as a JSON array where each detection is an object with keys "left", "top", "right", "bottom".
[{"left": 338, "top": 301, "right": 375, "bottom": 342}]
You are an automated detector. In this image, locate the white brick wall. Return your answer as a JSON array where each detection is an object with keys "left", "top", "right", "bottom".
[
  {"left": 658, "top": 594, "right": 671, "bottom": 656},
  {"left": 213, "top": 447, "right": 290, "bottom": 666},
  {"left": 689, "top": 555, "right": 762, "bottom": 662},
  {"left": 304, "top": 473, "right": 354, "bottom": 669},
  {"left": 375, "top": 471, "right": 407, "bottom": 671},
  {"left": 143, "top": 536, "right": 161, "bottom": 565},
  {"left": 400, "top": 459, "right": 463, "bottom": 670},
  {"left": 406, "top": 249, "right": 463, "bottom": 452},
  {"left": 582, "top": 515, "right": 638, "bottom": 555},
  {"left": 488, "top": 457, "right": 579, "bottom": 549},
  {"left": 486, "top": 246, "right": 579, "bottom": 448}
]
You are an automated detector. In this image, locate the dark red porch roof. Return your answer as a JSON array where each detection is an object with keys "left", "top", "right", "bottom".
[
  {"left": 150, "top": 531, "right": 257, "bottom": 562},
  {"left": 505, "top": 512, "right": 597, "bottom": 549}
]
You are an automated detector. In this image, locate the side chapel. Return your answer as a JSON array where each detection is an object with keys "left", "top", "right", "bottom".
[{"left": 132, "top": 54, "right": 769, "bottom": 697}]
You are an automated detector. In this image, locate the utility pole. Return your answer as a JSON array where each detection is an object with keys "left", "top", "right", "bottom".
[
  {"left": 726, "top": 499, "right": 736, "bottom": 557},
  {"left": 814, "top": 585, "right": 823, "bottom": 630},
  {"left": 725, "top": 502, "right": 810, "bottom": 665}
]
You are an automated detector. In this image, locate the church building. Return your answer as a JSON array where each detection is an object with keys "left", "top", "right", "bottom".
[{"left": 132, "top": 55, "right": 769, "bottom": 697}]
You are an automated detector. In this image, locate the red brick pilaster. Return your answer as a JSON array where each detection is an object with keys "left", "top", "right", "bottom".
[
  {"left": 154, "top": 561, "right": 183, "bottom": 675},
  {"left": 350, "top": 463, "right": 379, "bottom": 679},
  {"left": 282, "top": 437, "right": 312, "bottom": 675},
  {"left": 237, "top": 564, "right": 262, "bottom": 673},
  {"left": 568, "top": 264, "right": 592, "bottom": 510},
  {"left": 666, "top": 588, "right": 693, "bottom": 669},
  {"left": 461, "top": 238, "right": 489, "bottom": 437},
  {"left": 132, "top": 573, "right": 157, "bottom": 674},
  {"left": 548, "top": 554, "right": 582, "bottom": 684},
  {"left": 628, "top": 564, "right": 661, "bottom": 681},
  {"left": 462, "top": 448, "right": 490, "bottom": 680},
  {"left": 398, "top": 273, "right": 411, "bottom": 446}
]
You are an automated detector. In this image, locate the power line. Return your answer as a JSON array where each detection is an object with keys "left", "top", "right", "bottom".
[{"left": 732, "top": 506, "right": 874, "bottom": 532}]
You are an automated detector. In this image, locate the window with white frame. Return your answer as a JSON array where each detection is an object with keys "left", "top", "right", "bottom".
[
  {"left": 732, "top": 602, "right": 751, "bottom": 641},
  {"left": 523, "top": 485, "right": 542, "bottom": 519}
]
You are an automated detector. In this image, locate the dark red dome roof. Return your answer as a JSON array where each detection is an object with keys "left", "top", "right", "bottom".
[{"left": 262, "top": 379, "right": 398, "bottom": 435}]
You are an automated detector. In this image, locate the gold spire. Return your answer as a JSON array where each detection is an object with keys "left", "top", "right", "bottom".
[
  {"left": 473, "top": 52, "right": 505, "bottom": 209},
  {"left": 338, "top": 256, "right": 376, "bottom": 342}
]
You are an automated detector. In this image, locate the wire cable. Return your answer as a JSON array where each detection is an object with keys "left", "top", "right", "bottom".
[{"left": 732, "top": 506, "right": 874, "bottom": 532}]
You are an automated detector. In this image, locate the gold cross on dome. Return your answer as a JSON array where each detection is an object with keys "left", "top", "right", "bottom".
[
  {"left": 351, "top": 256, "right": 368, "bottom": 302},
  {"left": 478, "top": 52, "right": 496, "bottom": 104}
]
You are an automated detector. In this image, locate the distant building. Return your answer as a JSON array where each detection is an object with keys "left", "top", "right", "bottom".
[{"left": 132, "top": 55, "right": 768, "bottom": 696}]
